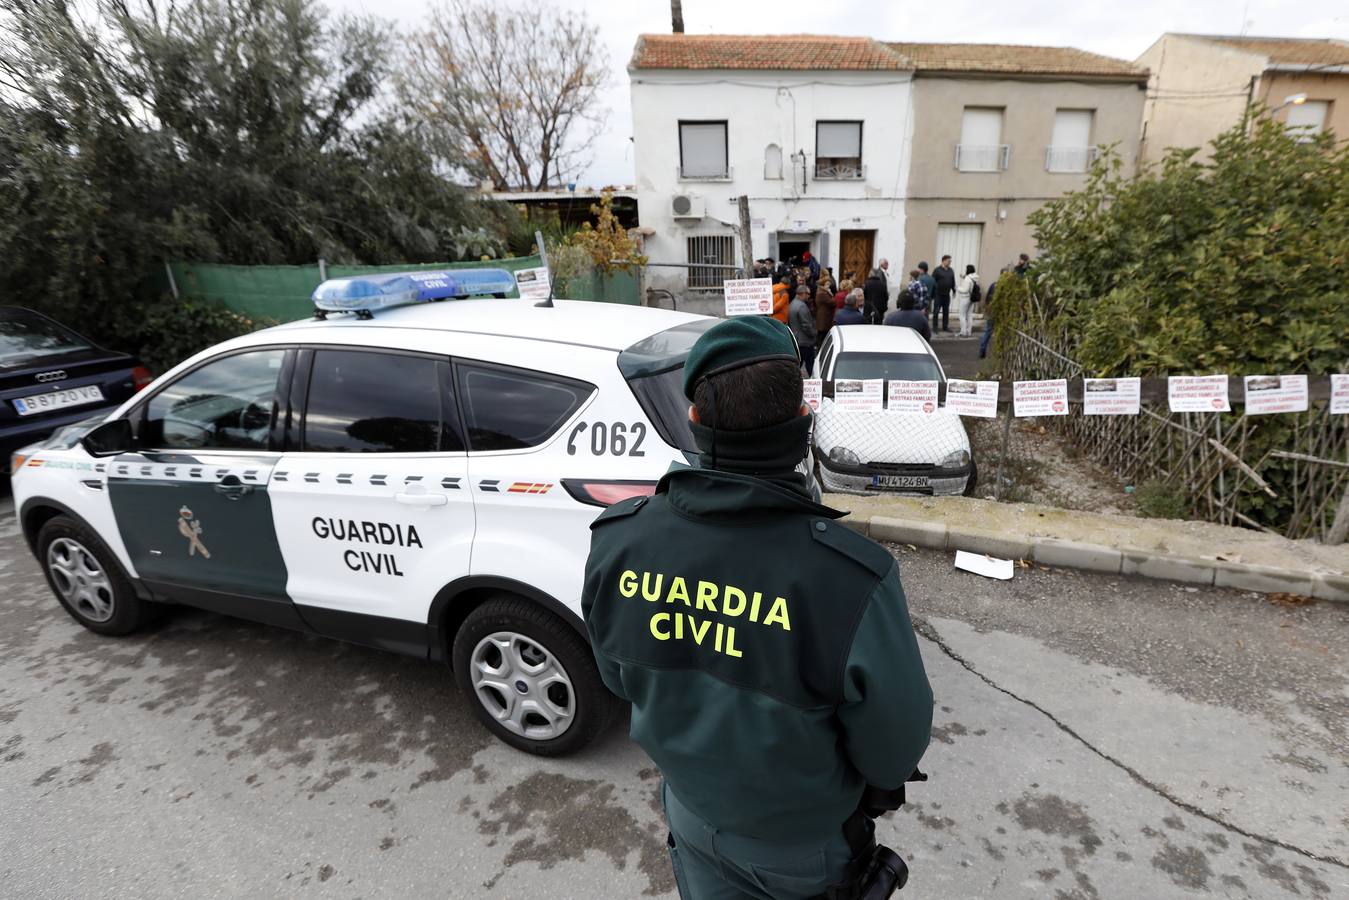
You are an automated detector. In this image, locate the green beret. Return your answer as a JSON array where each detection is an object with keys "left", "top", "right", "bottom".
[{"left": 681, "top": 316, "right": 800, "bottom": 401}]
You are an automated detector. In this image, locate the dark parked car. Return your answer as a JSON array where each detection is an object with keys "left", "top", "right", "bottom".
[{"left": 1, "top": 307, "right": 152, "bottom": 471}]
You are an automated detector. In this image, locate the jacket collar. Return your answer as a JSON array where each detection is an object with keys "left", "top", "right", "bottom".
[{"left": 656, "top": 464, "right": 845, "bottom": 521}]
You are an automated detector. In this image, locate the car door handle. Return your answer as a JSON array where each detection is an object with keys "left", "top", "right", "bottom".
[
  {"left": 395, "top": 491, "right": 447, "bottom": 507},
  {"left": 214, "top": 475, "right": 253, "bottom": 500}
]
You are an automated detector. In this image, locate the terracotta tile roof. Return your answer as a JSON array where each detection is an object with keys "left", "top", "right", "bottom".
[
  {"left": 630, "top": 34, "right": 913, "bottom": 71},
  {"left": 888, "top": 42, "right": 1147, "bottom": 80},
  {"left": 1182, "top": 35, "right": 1349, "bottom": 67}
]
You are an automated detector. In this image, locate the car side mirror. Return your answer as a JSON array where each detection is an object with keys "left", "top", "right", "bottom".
[{"left": 81, "top": 418, "right": 135, "bottom": 457}]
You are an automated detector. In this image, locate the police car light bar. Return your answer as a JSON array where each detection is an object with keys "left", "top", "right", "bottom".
[{"left": 312, "top": 267, "right": 517, "bottom": 318}]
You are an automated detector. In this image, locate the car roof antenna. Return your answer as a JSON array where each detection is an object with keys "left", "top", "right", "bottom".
[{"left": 533, "top": 230, "right": 554, "bottom": 308}]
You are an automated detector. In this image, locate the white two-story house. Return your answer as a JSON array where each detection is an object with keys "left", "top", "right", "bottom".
[{"left": 629, "top": 34, "right": 916, "bottom": 315}]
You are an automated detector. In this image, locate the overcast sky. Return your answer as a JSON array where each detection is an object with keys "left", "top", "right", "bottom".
[{"left": 328, "top": 0, "right": 1349, "bottom": 187}]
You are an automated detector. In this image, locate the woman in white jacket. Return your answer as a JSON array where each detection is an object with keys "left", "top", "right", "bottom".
[{"left": 955, "top": 264, "right": 979, "bottom": 337}]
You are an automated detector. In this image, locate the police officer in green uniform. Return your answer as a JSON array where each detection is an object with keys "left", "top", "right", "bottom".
[{"left": 583, "top": 316, "right": 933, "bottom": 900}]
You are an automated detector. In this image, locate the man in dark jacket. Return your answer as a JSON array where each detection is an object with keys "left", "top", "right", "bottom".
[
  {"left": 862, "top": 268, "right": 889, "bottom": 324},
  {"left": 583, "top": 317, "right": 933, "bottom": 900},
  {"left": 931, "top": 255, "right": 956, "bottom": 334},
  {"left": 883, "top": 290, "right": 932, "bottom": 341},
  {"left": 835, "top": 289, "right": 866, "bottom": 326}
]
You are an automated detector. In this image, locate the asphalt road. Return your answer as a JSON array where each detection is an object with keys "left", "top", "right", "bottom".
[{"left": 1, "top": 492, "right": 1346, "bottom": 899}]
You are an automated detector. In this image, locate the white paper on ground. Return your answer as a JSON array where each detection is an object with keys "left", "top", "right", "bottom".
[{"left": 954, "top": 550, "right": 1015, "bottom": 580}]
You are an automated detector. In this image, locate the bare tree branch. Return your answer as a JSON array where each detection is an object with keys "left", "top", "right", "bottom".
[{"left": 400, "top": 0, "right": 609, "bottom": 190}]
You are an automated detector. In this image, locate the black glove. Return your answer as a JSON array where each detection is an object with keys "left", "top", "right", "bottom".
[{"left": 859, "top": 769, "right": 928, "bottom": 819}]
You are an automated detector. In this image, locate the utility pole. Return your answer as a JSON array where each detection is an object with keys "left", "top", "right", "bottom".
[
  {"left": 736, "top": 195, "right": 754, "bottom": 278},
  {"left": 671, "top": 0, "right": 684, "bottom": 33}
]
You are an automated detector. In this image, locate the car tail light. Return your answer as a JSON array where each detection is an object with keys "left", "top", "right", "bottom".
[
  {"left": 561, "top": 479, "right": 657, "bottom": 507},
  {"left": 131, "top": 366, "right": 154, "bottom": 391}
]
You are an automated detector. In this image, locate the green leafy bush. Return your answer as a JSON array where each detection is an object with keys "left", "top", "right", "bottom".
[
  {"left": 1028, "top": 115, "right": 1348, "bottom": 378},
  {"left": 1023, "top": 113, "right": 1349, "bottom": 531}
]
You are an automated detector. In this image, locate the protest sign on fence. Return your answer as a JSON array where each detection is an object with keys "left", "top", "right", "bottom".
[
  {"left": 1168, "top": 375, "right": 1231, "bottom": 412},
  {"left": 1328, "top": 375, "right": 1349, "bottom": 415},
  {"left": 1244, "top": 375, "right": 1308, "bottom": 415},
  {"left": 513, "top": 267, "right": 551, "bottom": 300},
  {"left": 943, "top": 379, "right": 999, "bottom": 418},
  {"left": 886, "top": 380, "right": 939, "bottom": 415},
  {"left": 833, "top": 379, "right": 884, "bottom": 413},
  {"left": 1083, "top": 377, "right": 1141, "bottom": 416},
  {"left": 803, "top": 379, "right": 822, "bottom": 412},
  {"left": 723, "top": 278, "right": 773, "bottom": 316},
  {"left": 1013, "top": 379, "right": 1069, "bottom": 417}
]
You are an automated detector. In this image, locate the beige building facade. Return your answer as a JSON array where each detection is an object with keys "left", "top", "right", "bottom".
[
  {"left": 1138, "top": 35, "right": 1349, "bottom": 164},
  {"left": 895, "top": 44, "right": 1147, "bottom": 283}
]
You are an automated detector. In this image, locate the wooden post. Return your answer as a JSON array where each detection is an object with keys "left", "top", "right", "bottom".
[
  {"left": 1326, "top": 481, "right": 1349, "bottom": 546},
  {"left": 671, "top": 0, "right": 684, "bottom": 33},
  {"left": 993, "top": 403, "right": 1013, "bottom": 501},
  {"left": 737, "top": 195, "right": 754, "bottom": 278}
]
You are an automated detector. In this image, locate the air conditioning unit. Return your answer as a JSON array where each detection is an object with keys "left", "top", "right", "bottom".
[{"left": 671, "top": 194, "right": 705, "bottom": 220}]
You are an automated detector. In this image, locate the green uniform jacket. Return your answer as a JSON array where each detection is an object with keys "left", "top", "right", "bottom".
[{"left": 583, "top": 466, "right": 933, "bottom": 843}]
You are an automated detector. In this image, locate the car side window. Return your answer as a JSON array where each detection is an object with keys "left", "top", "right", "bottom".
[
  {"left": 141, "top": 349, "right": 286, "bottom": 451},
  {"left": 303, "top": 349, "right": 456, "bottom": 453},
  {"left": 456, "top": 363, "right": 593, "bottom": 452}
]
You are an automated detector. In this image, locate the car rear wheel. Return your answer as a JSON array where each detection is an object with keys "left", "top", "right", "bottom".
[
  {"left": 452, "top": 597, "right": 615, "bottom": 756},
  {"left": 37, "top": 515, "right": 154, "bottom": 636}
]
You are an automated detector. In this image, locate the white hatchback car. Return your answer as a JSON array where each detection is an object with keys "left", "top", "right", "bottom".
[
  {"left": 812, "top": 325, "right": 976, "bottom": 496},
  {"left": 11, "top": 272, "right": 723, "bottom": 756}
]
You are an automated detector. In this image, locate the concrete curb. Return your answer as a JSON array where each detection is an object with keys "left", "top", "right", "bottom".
[{"left": 848, "top": 513, "right": 1348, "bottom": 603}]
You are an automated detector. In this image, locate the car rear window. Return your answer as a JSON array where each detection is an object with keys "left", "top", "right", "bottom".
[
  {"left": 617, "top": 320, "right": 717, "bottom": 453},
  {"left": 457, "top": 362, "right": 593, "bottom": 452},
  {"left": 0, "top": 308, "right": 94, "bottom": 368},
  {"left": 833, "top": 352, "right": 943, "bottom": 383}
]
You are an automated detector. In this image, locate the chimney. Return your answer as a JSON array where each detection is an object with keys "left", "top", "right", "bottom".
[{"left": 671, "top": 0, "right": 684, "bottom": 33}]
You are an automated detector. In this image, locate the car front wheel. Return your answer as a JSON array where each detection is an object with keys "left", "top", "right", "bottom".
[
  {"left": 37, "top": 515, "right": 154, "bottom": 636},
  {"left": 452, "top": 596, "right": 615, "bottom": 756}
]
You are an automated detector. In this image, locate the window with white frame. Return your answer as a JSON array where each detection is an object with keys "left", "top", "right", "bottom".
[
  {"left": 1046, "top": 109, "right": 1096, "bottom": 173},
  {"left": 679, "top": 121, "right": 729, "bottom": 179},
  {"left": 1285, "top": 101, "right": 1329, "bottom": 141},
  {"left": 956, "top": 107, "right": 1007, "bottom": 172},
  {"left": 815, "top": 121, "right": 863, "bottom": 179},
  {"left": 687, "top": 234, "right": 736, "bottom": 291}
]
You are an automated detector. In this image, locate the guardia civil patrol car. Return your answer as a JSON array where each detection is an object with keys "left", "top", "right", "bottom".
[{"left": 12, "top": 268, "right": 720, "bottom": 756}]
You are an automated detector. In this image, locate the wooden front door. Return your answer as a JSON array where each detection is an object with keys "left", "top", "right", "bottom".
[{"left": 838, "top": 230, "right": 875, "bottom": 285}]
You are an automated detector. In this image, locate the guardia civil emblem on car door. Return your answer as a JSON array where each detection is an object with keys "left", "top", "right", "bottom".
[{"left": 177, "top": 507, "right": 210, "bottom": 558}]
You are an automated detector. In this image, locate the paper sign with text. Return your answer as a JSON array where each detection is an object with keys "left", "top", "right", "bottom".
[
  {"left": 1168, "top": 375, "right": 1230, "bottom": 412},
  {"left": 1332, "top": 375, "right": 1349, "bottom": 415},
  {"left": 513, "top": 267, "right": 551, "bottom": 300},
  {"left": 833, "top": 379, "right": 884, "bottom": 413},
  {"left": 1013, "top": 379, "right": 1069, "bottom": 417},
  {"left": 723, "top": 278, "right": 773, "bottom": 316},
  {"left": 943, "top": 379, "right": 999, "bottom": 418},
  {"left": 886, "top": 380, "right": 939, "bottom": 415},
  {"left": 1083, "top": 377, "right": 1141, "bottom": 416},
  {"left": 1243, "top": 375, "right": 1308, "bottom": 415},
  {"left": 803, "top": 379, "right": 822, "bottom": 412}
]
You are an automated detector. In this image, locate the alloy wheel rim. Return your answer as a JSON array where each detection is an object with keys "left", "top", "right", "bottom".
[
  {"left": 47, "top": 537, "right": 115, "bottom": 623},
  {"left": 469, "top": 631, "right": 575, "bottom": 740}
]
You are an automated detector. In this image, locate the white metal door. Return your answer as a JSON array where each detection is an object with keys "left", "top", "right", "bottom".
[{"left": 935, "top": 223, "right": 984, "bottom": 277}]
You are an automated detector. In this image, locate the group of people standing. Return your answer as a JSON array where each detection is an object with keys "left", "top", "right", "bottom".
[{"left": 756, "top": 248, "right": 1032, "bottom": 372}]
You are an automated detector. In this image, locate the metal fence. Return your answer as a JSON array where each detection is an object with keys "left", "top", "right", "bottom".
[{"left": 1001, "top": 328, "right": 1349, "bottom": 543}]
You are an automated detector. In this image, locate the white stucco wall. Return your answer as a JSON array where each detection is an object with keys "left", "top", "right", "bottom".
[{"left": 630, "top": 68, "right": 915, "bottom": 316}]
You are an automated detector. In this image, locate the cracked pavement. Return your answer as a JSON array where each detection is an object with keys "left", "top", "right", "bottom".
[{"left": 1, "top": 489, "right": 1346, "bottom": 898}]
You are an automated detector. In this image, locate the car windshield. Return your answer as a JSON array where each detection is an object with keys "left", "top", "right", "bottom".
[
  {"left": 833, "top": 352, "right": 943, "bottom": 383},
  {"left": 0, "top": 308, "right": 94, "bottom": 368},
  {"left": 618, "top": 320, "right": 718, "bottom": 453}
]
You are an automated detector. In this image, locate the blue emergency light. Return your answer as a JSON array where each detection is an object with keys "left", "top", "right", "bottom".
[{"left": 312, "top": 267, "right": 517, "bottom": 318}]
